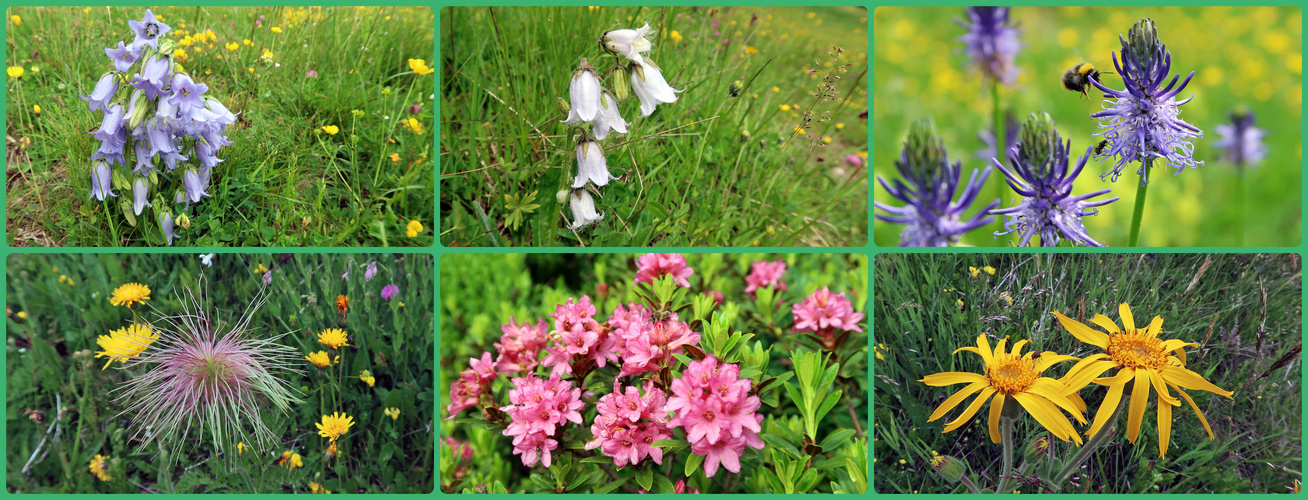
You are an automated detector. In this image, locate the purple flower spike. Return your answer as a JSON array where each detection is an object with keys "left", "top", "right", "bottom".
[
  {"left": 364, "top": 261, "right": 378, "bottom": 282},
  {"left": 106, "top": 41, "right": 142, "bottom": 73},
  {"left": 957, "top": 7, "right": 1020, "bottom": 86},
  {"left": 90, "top": 161, "right": 117, "bottom": 201},
  {"left": 81, "top": 73, "right": 119, "bottom": 113},
  {"left": 381, "top": 284, "right": 399, "bottom": 301},
  {"left": 168, "top": 73, "right": 209, "bottom": 114},
  {"left": 159, "top": 212, "right": 177, "bottom": 246},
  {"left": 127, "top": 9, "right": 171, "bottom": 49},
  {"left": 132, "top": 176, "right": 152, "bottom": 215},
  {"left": 1089, "top": 18, "right": 1203, "bottom": 184},
  {"left": 990, "top": 112, "right": 1120, "bottom": 247},
  {"left": 875, "top": 118, "right": 1000, "bottom": 247},
  {"left": 1214, "top": 109, "right": 1266, "bottom": 169}
]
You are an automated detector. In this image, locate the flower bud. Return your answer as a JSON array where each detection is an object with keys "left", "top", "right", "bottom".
[
  {"left": 740, "top": 129, "right": 751, "bottom": 143},
  {"left": 1023, "top": 435, "right": 1051, "bottom": 462},
  {"left": 728, "top": 80, "right": 743, "bottom": 97},
  {"left": 905, "top": 117, "right": 948, "bottom": 181},
  {"left": 611, "top": 67, "right": 630, "bottom": 102},
  {"left": 929, "top": 454, "right": 968, "bottom": 483},
  {"left": 1016, "top": 111, "right": 1061, "bottom": 174},
  {"left": 158, "top": 38, "right": 176, "bottom": 55},
  {"left": 176, "top": 213, "right": 191, "bottom": 229},
  {"left": 556, "top": 189, "right": 570, "bottom": 204},
  {"left": 557, "top": 97, "right": 571, "bottom": 115},
  {"left": 127, "top": 90, "right": 151, "bottom": 130}
]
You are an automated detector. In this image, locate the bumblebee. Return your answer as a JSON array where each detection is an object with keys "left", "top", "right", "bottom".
[
  {"left": 1094, "top": 139, "right": 1109, "bottom": 155},
  {"left": 1061, "top": 63, "right": 1106, "bottom": 99}
]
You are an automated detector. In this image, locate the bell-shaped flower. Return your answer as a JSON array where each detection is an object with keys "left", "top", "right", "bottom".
[
  {"left": 105, "top": 41, "right": 142, "bottom": 74},
  {"left": 195, "top": 139, "right": 224, "bottom": 168},
  {"left": 159, "top": 212, "right": 177, "bottom": 246},
  {"left": 592, "top": 92, "right": 628, "bottom": 141},
  {"left": 630, "top": 59, "right": 681, "bottom": 117},
  {"left": 168, "top": 73, "right": 209, "bottom": 115},
  {"left": 128, "top": 9, "right": 171, "bottom": 50},
  {"left": 132, "top": 139, "right": 155, "bottom": 175},
  {"left": 569, "top": 189, "right": 604, "bottom": 230},
  {"left": 91, "top": 131, "right": 128, "bottom": 166},
  {"left": 183, "top": 167, "right": 208, "bottom": 203},
  {"left": 572, "top": 140, "right": 611, "bottom": 188},
  {"left": 160, "top": 150, "right": 188, "bottom": 171},
  {"left": 564, "top": 59, "right": 603, "bottom": 123},
  {"left": 130, "top": 55, "right": 171, "bottom": 100},
  {"left": 91, "top": 104, "right": 126, "bottom": 142},
  {"left": 89, "top": 161, "right": 117, "bottom": 201},
  {"left": 603, "top": 24, "right": 654, "bottom": 65},
  {"left": 81, "top": 73, "right": 119, "bottom": 113},
  {"left": 145, "top": 120, "right": 177, "bottom": 155},
  {"left": 132, "top": 176, "right": 152, "bottom": 215}
]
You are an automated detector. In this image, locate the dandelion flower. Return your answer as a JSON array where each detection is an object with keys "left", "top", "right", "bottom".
[
  {"left": 305, "top": 350, "right": 335, "bottom": 368},
  {"left": 110, "top": 282, "right": 152, "bottom": 307},
  {"left": 317, "top": 412, "right": 355, "bottom": 442},
  {"left": 921, "top": 334, "right": 1086, "bottom": 444},
  {"left": 317, "top": 328, "right": 350, "bottom": 349},
  {"left": 359, "top": 369, "right": 375, "bottom": 387},
  {"left": 384, "top": 407, "right": 400, "bottom": 420},
  {"left": 95, "top": 323, "right": 160, "bottom": 369},
  {"left": 88, "top": 454, "right": 111, "bottom": 481},
  {"left": 1052, "top": 303, "right": 1234, "bottom": 457}
]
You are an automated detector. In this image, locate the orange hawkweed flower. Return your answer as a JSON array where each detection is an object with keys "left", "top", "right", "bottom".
[{"left": 336, "top": 295, "right": 348, "bottom": 314}]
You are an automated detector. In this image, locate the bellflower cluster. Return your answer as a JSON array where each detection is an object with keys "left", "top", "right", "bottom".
[
  {"left": 500, "top": 375, "right": 585, "bottom": 468},
  {"left": 634, "top": 253, "right": 695, "bottom": 288},
  {"left": 875, "top": 118, "right": 1000, "bottom": 246},
  {"left": 991, "top": 112, "right": 1120, "bottom": 247},
  {"left": 444, "top": 352, "right": 499, "bottom": 419},
  {"left": 561, "top": 23, "right": 683, "bottom": 232},
  {"left": 666, "top": 356, "right": 765, "bottom": 478},
  {"left": 744, "top": 260, "right": 788, "bottom": 298},
  {"left": 1089, "top": 18, "right": 1203, "bottom": 184},
  {"left": 792, "top": 287, "right": 865, "bottom": 347},
  {"left": 585, "top": 381, "right": 672, "bottom": 467},
  {"left": 956, "top": 7, "right": 1020, "bottom": 86},
  {"left": 84, "top": 9, "right": 237, "bottom": 246},
  {"left": 1214, "top": 109, "right": 1267, "bottom": 169}
]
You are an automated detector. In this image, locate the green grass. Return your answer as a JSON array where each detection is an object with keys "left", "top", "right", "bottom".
[
  {"left": 873, "top": 253, "right": 1301, "bottom": 493},
  {"left": 440, "top": 7, "right": 869, "bottom": 247},
  {"left": 5, "top": 7, "right": 435, "bottom": 247},
  {"left": 6, "top": 253, "right": 435, "bottom": 493},
  {"left": 874, "top": 6, "right": 1303, "bottom": 247}
]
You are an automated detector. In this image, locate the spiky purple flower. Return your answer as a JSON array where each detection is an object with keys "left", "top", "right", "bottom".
[
  {"left": 991, "top": 112, "right": 1120, "bottom": 247},
  {"left": 1214, "top": 109, "right": 1266, "bottom": 169},
  {"left": 112, "top": 280, "right": 302, "bottom": 458},
  {"left": 1089, "top": 18, "right": 1203, "bottom": 184},
  {"left": 957, "top": 7, "right": 1020, "bottom": 86},
  {"left": 875, "top": 118, "right": 999, "bottom": 247}
]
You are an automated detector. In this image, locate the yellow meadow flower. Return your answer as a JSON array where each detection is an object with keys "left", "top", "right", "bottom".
[
  {"left": 11, "top": 15, "right": 20, "bottom": 26},
  {"left": 94, "top": 324, "right": 159, "bottom": 369},
  {"left": 359, "top": 370, "right": 375, "bottom": 387},
  {"left": 321, "top": 125, "right": 339, "bottom": 135},
  {"left": 408, "top": 58, "right": 435, "bottom": 76},
  {"left": 406, "top": 220, "right": 424, "bottom": 238},
  {"left": 310, "top": 482, "right": 331, "bottom": 494},
  {"left": 88, "top": 454, "right": 111, "bottom": 481},
  {"left": 305, "top": 350, "right": 336, "bottom": 368},
  {"left": 384, "top": 407, "right": 400, "bottom": 420},
  {"left": 110, "top": 282, "right": 151, "bottom": 307},
  {"left": 272, "top": 26, "right": 283, "bottom": 33},
  {"left": 317, "top": 328, "right": 350, "bottom": 349},
  {"left": 316, "top": 412, "right": 355, "bottom": 442},
  {"left": 16, "top": 311, "right": 27, "bottom": 319},
  {"left": 226, "top": 42, "right": 239, "bottom": 51}
]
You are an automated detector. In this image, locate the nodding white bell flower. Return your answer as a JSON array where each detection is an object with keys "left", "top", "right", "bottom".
[
  {"left": 569, "top": 189, "right": 604, "bottom": 230},
  {"left": 630, "top": 59, "right": 682, "bottom": 117},
  {"left": 602, "top": 23, "right": 654, "bottom": 65},
  {"left": 563, "top": 59, "right": 603, "bottom": 123},
  {"left": 592, "top": 92, "right": 628, "bottom": 141},
  {"left": 573, "top": 139, "right": 611, "bottom": 188}
]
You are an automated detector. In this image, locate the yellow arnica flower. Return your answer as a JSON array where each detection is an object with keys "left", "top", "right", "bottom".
[
  {"left": 321, "top": 125, "right": 339, "bottom": 135},
  {"left": 305, "top": 350, "right": 335, "bottom": 368},
  {"left": 408, "top": 58, "right": 434, "bottom": 76},
  {"left": 317, "top": 412, "right": 355, "bottom": 442},
  {"left": 89, "top": 454, "right": 111, "bottom": 481},
  {"left": 1053, "top": 303, "right": 1234, "bottom": 457},
  {"left": 384, "top": 407, "right": 400, "bottom": 420},
  {"left": 921, "top": 334, "right": 1086, "bottom": 444},
  {"left": 110, "top": 282, "right": 151, "bottom": 307},
  {"left": 359, "top": 370, "right": 375, "bottom": 387},
  {"left": 406, "top": 220, "right": 424, "bottom": 238},
  {"left": 95, "top": 324, "right": 160, "bottom": 369},
  {"left": 317, "top": 328, "right": 350, "bottom": 349}
]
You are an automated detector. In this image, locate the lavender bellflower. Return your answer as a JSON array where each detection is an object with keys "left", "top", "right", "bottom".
[
  {"left": 1089, "top": 18, "right": 1203, "bottom": 184},
  {"left": 875, "top": 118, "right": 1000, "bottom": 247},
  {"left": 1214, "top": 109, "right": 1266, "bottom": 169},
  {"left": 957, "top": 7, "right": 1020, "bottom": 86},
  {"left": 991, "top": 112, "right": 1120, "bottom": 247}
]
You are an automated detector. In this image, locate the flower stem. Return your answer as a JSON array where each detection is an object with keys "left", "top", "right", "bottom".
[
  {"left": 959, "top": 475, "right": 983, "bottom": 494},
  {"left": 1127, "top": 158, "right": 1153, "bottom": 247},
  {"left": 990, "top": 79, "right": 1006, "bottom": 234},
  {"left": 1236, "top": 167, "right": 1245, "bottom": 246},
  {"left": 995, "top": 414, "right": 1016, "bottom": 493},
  {"left": 1049, "top": 397, "right": 1126, "bottom": 491}
]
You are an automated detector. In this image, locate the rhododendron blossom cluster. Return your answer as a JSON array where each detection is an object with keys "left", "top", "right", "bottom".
[
  {"left": 500, "top": 375, "right": 584, "bottom": 468},
  {"left": 586, "top": 381, "right": 673, "bottom": 467},
  {"left": 666, "top": 356, "right": 765, "bottom": 477},
  {"left": 634, "top": 253, "right": 695, "bottom": 288},
  {"left": 744, "top": 260, "right": 788, "bottom": 297},
  {"left": 792, "top": 286, "right": 865, "bottom": 345}
]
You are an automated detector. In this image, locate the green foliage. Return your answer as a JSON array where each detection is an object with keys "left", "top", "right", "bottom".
[
  {"left": 873, "top": 254, "right": 1301, "bottom": 493},
  {"left": 6, "top": 253, "right": 435, "bottom": 493},
  {"left": 785, "top": 349, "right": 843, "bottom": 441},
  {"left": 5, "top": 7, "right": 435, "bottom": 246},
  {"left": 440, "top": 7, "right": 869, "bottom": 247}
]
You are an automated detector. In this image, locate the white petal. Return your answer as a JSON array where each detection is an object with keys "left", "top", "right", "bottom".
[{"left": 571, "top": 71, "right": 602, "bottom": 122}]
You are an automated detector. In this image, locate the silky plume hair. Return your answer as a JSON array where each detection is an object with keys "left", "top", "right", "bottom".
[{"left": 112, "top": 279, "right": 303, "bottom": 458}]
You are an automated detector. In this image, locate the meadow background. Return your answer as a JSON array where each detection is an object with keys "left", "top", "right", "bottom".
[
  {"left": 439, "top": 253, "right": 868, "bottom": 492},
  {"left": 873, "top": 6, "right": 1303, "bottom": 247},
  {"left": 873, "top": 253, "right": 1302, "bottom": 493},
  {"left": 6, "top": 253, "right": 435, "bottom": 493},
  {"left": 5, "top": 7, "right": 435, "bottom": 247},
  {"left": 440, "top": 7, "right": 869, "bottom": 247}
]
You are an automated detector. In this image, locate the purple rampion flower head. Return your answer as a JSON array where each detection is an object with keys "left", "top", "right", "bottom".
[
  {"left": 81, "top": 73, "right": 119, "bottom": 113},
  {"left": 90, "top": 161, "right": 117, "bottom": 201},
  {"left": 159, "top": 212, "right": 177, "bottom": 246},
  {"left": 957, "top": 6, "right": 1020, "bottom": 86},
  {"left": 1214, "top": 108, "right": 1266, "bottom": 169},
  {"left": 381, "top": 284, "right": 399, "bottom": 301},
  {"left": 131, "top": 55, "right": 172, "bottom": 101},
  {"left": 364, "top": 261, "right": 378, "bottom": 282},
  {"left": 990, "top": 112, "right": 1120, "bottom": 247},
  {"left": 132, "top": 176, "right": 152, "bottom": 215},
  {"left": 1089, "top": 18, "right": 1203, "bottom": 185},
  {"left": 106, "top": 41, "right": 142, "bottom": 73},
  {"left": 110, "top": 279, "right": 303, "bottom": 459},
  {"left": 875, "top": 118, "right": 1000, "bottom": 247},
  {"left": 127, "top": 9, "right": 172, "bottom": 50},
  {"left": 168, "top": 73, "right": 209, "bottom": 114}
]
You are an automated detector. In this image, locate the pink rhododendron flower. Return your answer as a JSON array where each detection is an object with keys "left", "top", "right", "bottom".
[
  {"left": 618, "top": 318, "right": 701, "bottom": 377},
  {"left": 586, "top": 381, "right": 672, "bottom": 467},
  {"left": 494, "top": 317, "right": 548, "bottom": 374},
  {"left": 445, "top": 352, "right": 499, "bottom": 420},
  {"left": 744, "top": 260, "right": 788, "bottom": 298},
  {"left": 792, "top": 286, "right": 865, "bottom": 334},
  {"left": 500, "top": 375, "right": 584, "bottom": 468},
  {"left": 443, "top": 437, "right": 474, "bottom": 461},
  {"left": 634, "top": 253, "right": 695, "bottom": 288},
  {"left": 540, "top": 296, "right": 619, "bottom": 377},
  {"left": 666, "top": 356, "right": 764, "bottom": 477}
]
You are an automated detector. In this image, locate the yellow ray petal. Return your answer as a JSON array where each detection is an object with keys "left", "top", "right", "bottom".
[
  {"left": 1160, "top": 365, "right": 1234, "bottom": 398},
  {"left": 1146, "top": 315, "right": 1164, "bottom": 338},
  {"left": 1147, "top": 369, "right": 1181, "bottom": 407},
  {"left": 1093, "top": 366, "right": 1136, "bottom": 386},
  {"left": 1051, "top": 311, "right": 1109, "bottom": 349},
  {"left": 993, "top": 337, "right": 1010, "bottom": 362},
  {"left": 952, "top": 346, "right": 984, "bottom": 357},
  {"left": 927, "top": 381, "right": 989, "bottom": 422},
  {"left": 1086, "top": 375, "right": 1128, "bottom": 439},
  {"left": 1033, "top": 352, "right": 1079, "bottom": 374},
  {"left": 1126, "top": 368, "right": 1152, "bottom": 443},
  {"left": 1061, "top": 353, "right": 1109, "bottom": 383},
  {"left": 1014, "top": 391, "right": 1082, "bottom": 444},
  {"left": 1119, "top": 303, "right": 1136, "bottom": 331},
  {"left": 944, "top": 387, "right": 996, "bottom": 433},
  {"left": 1028, "top": 378, "right": 1088, "bottom": 424},
  {"left": 974, "top": 334, "right": 996, "bottom": 367},
  {"left": 1157, "top": 391, "right": 1172, "bottom": 457},
  {"left": 922, "top": 371, "right": 988, "bottom": 387},
  {"left": 988, "top": 393, "right": 1006, "bottom": 444},
  {"left": 1010, "top": 339, "right": 1030, "bottom": 356},
  {"left": 1091, "top": 314, "right": 1120, "bottom": 334},
  {"left": 1066, "top": 391, "right": 1087, "bottom": 413},
  {"left": 1170, "top": 383, "right": 1215, "bottom": 439},
  {"left": 1061, "top": 360, "right": 1120, "bottom": 394}
]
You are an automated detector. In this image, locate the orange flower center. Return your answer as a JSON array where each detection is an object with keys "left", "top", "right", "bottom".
[
  {"left": 987, "top": 357, "right": 1036, "bottom": 395},
  {"left": 1106, "top": 330, "right": 1167, "bottom": 369}
]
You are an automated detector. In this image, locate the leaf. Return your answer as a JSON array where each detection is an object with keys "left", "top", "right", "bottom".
[
  {"left": 814, "top": 389, "right": 844, "bottom": 429},
  {"left": 368, "top": 219, "right": 390, "bottom": 246},
  {"left": 594, "top": 478, "right": 627, "bottom": 494},
  {"left": 581, "top": 456, "right": 614, "bottom": 464},
  {"left": 503, "top": 190, "right": 541, "bottom": 232},
  {"left": 820, "top": 429, "right": 857, "bottom": 453},
  {"left": 635, "top": 466, "right": 653, "bottom": 491},
  {"left": 684, "top": 452, "right": 705, "bottom": 478}
]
